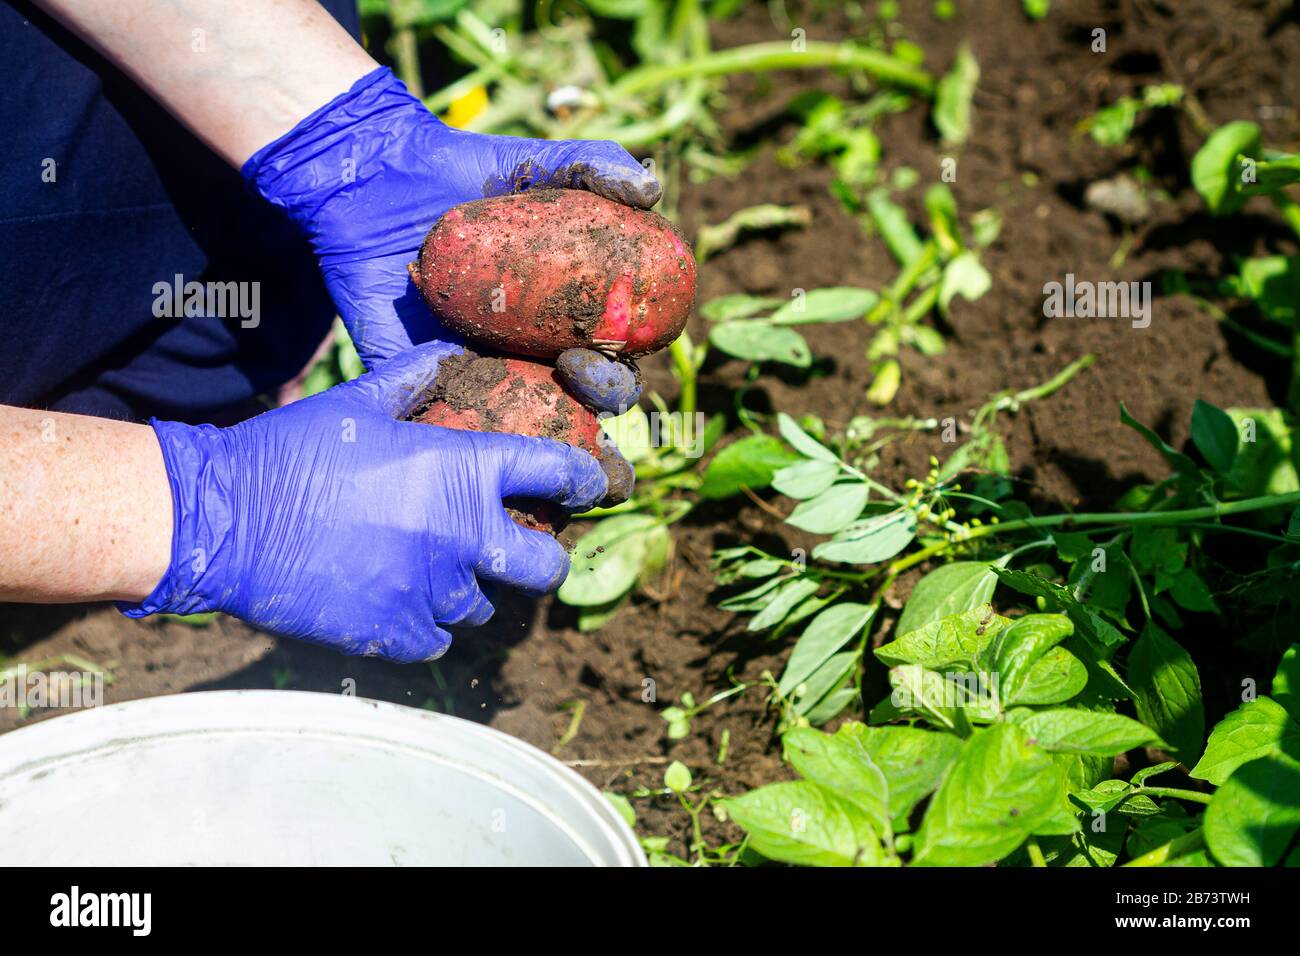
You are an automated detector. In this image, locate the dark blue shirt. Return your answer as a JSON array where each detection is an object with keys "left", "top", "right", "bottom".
[{"left": 0, "top": 1, "right": 360, "bottom": 421}]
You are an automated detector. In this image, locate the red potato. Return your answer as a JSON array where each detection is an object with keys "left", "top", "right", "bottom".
[
  {"left": 408, "top": 189, "right": 696, "bottom": 358},
  {"left": 411, "top": 352, "right": 633, "bottom": 533}
]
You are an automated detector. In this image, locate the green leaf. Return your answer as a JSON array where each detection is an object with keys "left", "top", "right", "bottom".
[
  {"left": 770, "top": 287, "right": 878, "bottom": 324},
  {"left": 664, "top": 760, "right": 692, "bottom": 792},
  {"left": 1191, "top": 120, "right": 1260, "bottom": 215},
  {"left": 599, "top": 404, "right": 655, "bottom": 463},
  {"left": 603, "top": 791, "right": 637, "bottom": 828},
  {"left": 866, "top": 358, "right": 902, "bottom": 405},
  {"left": 709, "top": 321, "right": 811, "bottom": 367},
  {"left": 1231, "top": 255, "right": 1300, "bottom": 325},
  {"left": 924, "top": 183, "right": 961, "bottom": 255},
  {"left": 1044, "top": 826, "right": 1126, "bottom": 867},
  {"left": 887, "top": 665, "right": 986, "bottom": 729},
  {"left": 1204, "top": 754, "right": 1300, "bottom": 866},
  {"left": 1129, "top": 527, "right": 1186, "bottom": 579},
  {"left": 1127, "top": 623, "right": 1205, "bottom": 758},
  {"left": 933, "top": 43, "right": 979, "bottom": 145},
  {"left": 1119, "top": 403, "right": 1201, "bottom": 477},
  {"left": 913, "top": 723, "right": 1066, "bottom": 866},
  {"left": 1192, "top": 696, "right": 1300, "bottom": 785},
  {"left": 1023, "top": 0, "right": 1050, "bottom": 19},
  {"left": 1007, "top": 646, "right": 1089, "bottom": 706},
  {"left": 991, "top": 567, "right": 1127, "bottom": 651},
  {"left": 896, "top": 562, "right": 999, "bottom": 636},
  {"left": 938, "top": 251, "right": 992, "bottom": 315},
  {"left": 793, "top": 652, "right": 859, "bottom": 718},
  {"left": 1088, "top": 97, "right": 1140, "bottom": 147},
  {"left": 723, "top": 781, "right": 883, "bottom": 867},
  {"left": 1169, "top": 567, "right": 1218, "bottom": 613},
  {"left": 558, "top": 515, "right": 666, "bottom": 607},
  {"left": 1224, "top": 407, "right": 1298, "bottom": 498},
  {"left": 700, "top": 293, "right": 782, "bottom": 322},
  {"left": 699, "top": 434, "right": 799, "bottom": 500},
  {"left": 986, "top": 613, "right": 1075, "bottom": 702},
  {"left": 866, "top": 190, "right": 925, "bottom": 267},
  {"left": 717, "top": 574, "right": 785, "bottom": 612},
  {"left": 812, "top": 510, "right": 916, "bottom": 565},
  {"left": 876, "top": 604, "right": 1008, "bottom": 669},
  {"left": 777, "top": 412, "right": 839, "bottom": 462},
  {"left": 1273, "top": 644, "right": 1300, "bottom": 723},
  {"left": 577, "top": 596, "right": 627, "bottom": 633},
  {"left": 804, "top": 685, "right": 860, "bottom": 725},
  {"left": 909, "top": 325, "right": 947, "bottom": 356},
  {"left": 771, "top": 459, "right": 840, "bottom": 499},
  {"left": 1020, "top": 709, "right": 1161, "bottom": 756},
  {"left": 1190, "top": 399, "right": 1239, "bottom": 473},
  {"left": 838, "top": 723, "right": 963, "bottom": 821},
  {"left": 1070, "top": 780, "right": 1161, "bottom": 818},
  {"left": 1242, "top": 152, "right": 1300, "bottom": 195},
  {"left": 1130, "top": 761, "right": 1180, "bottom": 786},
  {"left": 783, "top": 726, "right": 890, "bottom": 834},
  {"left": 786, "top": 482, "right": 869, "bottom": 534},
  {"left": 748, "top": 577, "right": 822, "bottom": 632},
  {"left": 779, "top": 602, "right": 877, "bottom": 696}
]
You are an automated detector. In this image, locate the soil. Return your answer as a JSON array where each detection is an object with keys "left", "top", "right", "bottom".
[{"left": 5, "top": 0, "right": 1299, "bottom": 860}]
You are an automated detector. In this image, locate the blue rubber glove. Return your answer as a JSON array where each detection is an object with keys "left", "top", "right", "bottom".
[
  {"left": 119, "top": 343, "right": 608, "bottom": 662},
  {"left": 243, "top": 66, "right": 652, "bottom": 412}
]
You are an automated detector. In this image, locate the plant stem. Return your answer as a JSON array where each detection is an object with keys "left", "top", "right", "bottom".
[
  {"left": 609, "top": 41, "right": 935, "bottom": 99},
  {"left": 1026, "top": 837, "right": 1048, "bottom": 867},
  {"left": 1014, "top": 354, "right": 1098, "bottom": 404},
  {"left": 1267, "top": 193, "right": 1300, "bottom": 410},
  {"left": 669, "top": 336, "right": 698, "bottom": 417},
  {"left": 972, "top": 354, "right": 1096, "bottom": 430},
  {"left": 390, "top": 26, "right": 424, "bottom": 99},
  {"left": 1184, "top": 292, "right": 1291, "bottom": 357},
  {"left": 971, "top": 491, "right": 1300, "bottom": 539},
  {"left": 1124, "top": 828, "right": 1205, "bottom": 867},
  {"left": 1138, "top": 786, "right": 1212, "bottom": 805},
  {"left": 425, "top": 65, "right": 499, "bottom": 113}
]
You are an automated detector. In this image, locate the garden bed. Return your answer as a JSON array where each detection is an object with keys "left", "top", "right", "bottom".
[{"left": 5, "top": 0, "right": 1300, "bottom": 863}]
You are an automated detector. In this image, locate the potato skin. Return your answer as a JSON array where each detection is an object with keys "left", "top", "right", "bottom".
[
  {"left": 409, "top": 189, "right": 695, "bottom": 358},
  {"left": 412, "top": 353, "right": 633, "bottom": 533}
]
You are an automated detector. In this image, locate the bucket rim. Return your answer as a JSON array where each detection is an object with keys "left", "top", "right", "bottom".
[{"left": 0, "top": 689, "right": 647, "bottom": 867}]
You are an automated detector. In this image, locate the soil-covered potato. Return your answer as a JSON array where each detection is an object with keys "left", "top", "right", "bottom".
[
  {"left": 410, "top": 352, "right": 633, "bottom": 533},
  {"left": 408, "top": 189, "right": 696, "bottom": 358}
]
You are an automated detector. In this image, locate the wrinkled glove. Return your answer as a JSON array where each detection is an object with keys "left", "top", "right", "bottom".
[
  {"left": 119, "top": 343, "right": 607, "bottom": 662},
  {"left": 243, "top": 66, "right": 654, "bottom": 412}
]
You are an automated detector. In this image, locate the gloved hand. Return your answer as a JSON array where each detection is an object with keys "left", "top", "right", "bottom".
[
  {"left": 119, "top": 342, "right": 608, "bottom": 662},
  {"left": 243, "top": 66, "right": 654, "bottom": 413}
]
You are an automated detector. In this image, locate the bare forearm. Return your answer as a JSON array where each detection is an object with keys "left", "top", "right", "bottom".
[
  {"left": 33, "top": 0, "right": 377, "bottom": 167},
  {"left": 0, "top": 407, "right": 172, "bottom": 603}
]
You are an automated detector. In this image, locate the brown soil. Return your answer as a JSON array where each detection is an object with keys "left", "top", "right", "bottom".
[{"left": 5, "top": 0, "right": 1298, "bottom": 858}]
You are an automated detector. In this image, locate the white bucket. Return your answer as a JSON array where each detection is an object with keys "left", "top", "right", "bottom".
[{"left": 0, "top": 689, "right": 645, "bottom": 867}]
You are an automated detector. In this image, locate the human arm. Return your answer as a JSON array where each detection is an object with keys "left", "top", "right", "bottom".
[
  {"left": 30, "top": 0, "right": 375, "bottom": 167},
  {"left": 1, "top": 344, "right": 608, "bottom": 660},
  {"left": 33, "top": 0, "right": 654, "bottom": 408},
  {"left": 0, "top": 406, "right": 172, "bottom": 603}
]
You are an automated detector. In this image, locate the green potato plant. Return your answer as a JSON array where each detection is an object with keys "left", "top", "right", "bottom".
[{"left": 725, "top": 621, "right": 1300, "bottom": 867}]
